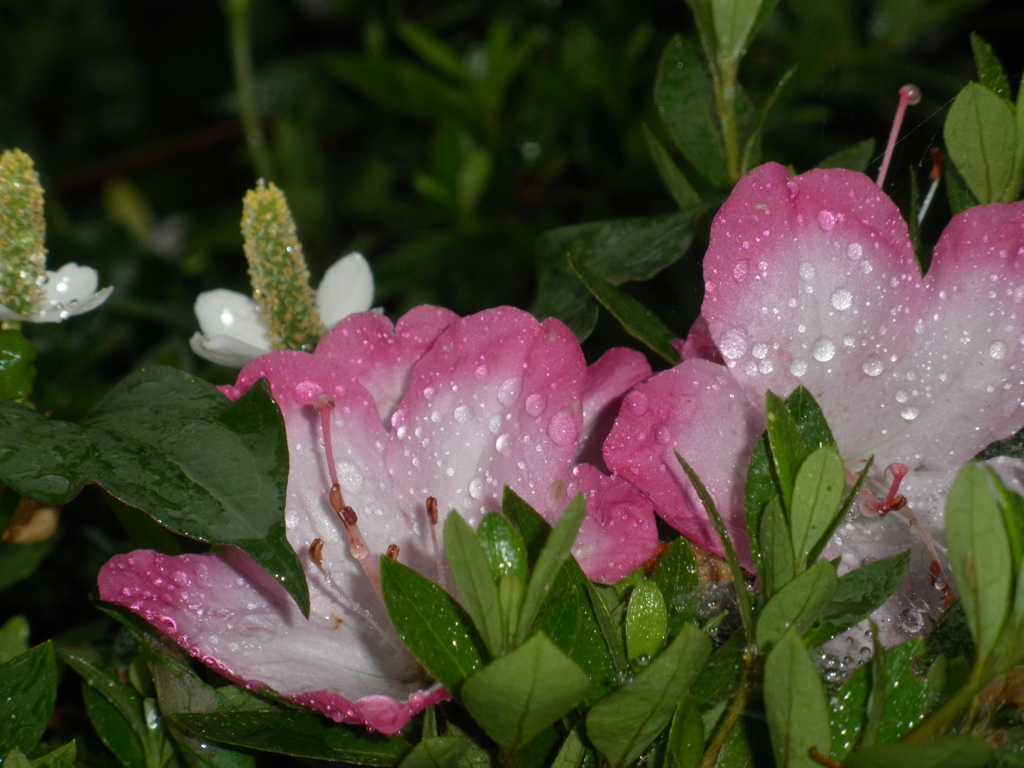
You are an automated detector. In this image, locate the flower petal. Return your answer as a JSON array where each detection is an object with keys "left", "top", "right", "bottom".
[
  {"left": 578, "top": 347, "right": 652, "bottom": 469},
  {"left": 191, "top": 289, "right": 271, "bottom": 366},
  {"left": 316, "top": 306, "right": 459, "bottom": 423},
  {"left": 98, "top": 548, "right": 439, "bottom": 734},
  {"left": 566, "top": 463, "right": 658, "bottom": 583},
  {"left": 387, "top": 307, "right": 585, "bottom": 527},
  {"left": 677, "top": 315, "right": 723, "bottom": 364},
  {"left": 702, "top": 163, "right": 924, "bottom": 457},
  {"left": 869, "top": 202, "right": 1024, "bottom": 470},
  {"left": 7, "top": 263, "right": 113, "bottom": 322},
  {"left": 316, "top": 252, "right": 375, "bottom": 328},
  {"left": 605, "top": 359, "right": 764, "bottom": 565}
]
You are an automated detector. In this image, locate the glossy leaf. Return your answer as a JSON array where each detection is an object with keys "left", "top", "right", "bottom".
[
  {"left": 171, "top": 710, "right": 410, "bottom": 764},
  {"left": 875, "top": 640, "right": 928, "bottom": 744},
  {"left": 970, "top": 33, "right": 1010, "bottom": 99},
  {"left": 0, "top": 330, "right": 36, "bottom": 402},
  {"left": 642, "top": 124, "right": 701, "bottom": 210},
  {"left": 666, "top": 695, "right": 703, "bottom": 768},
  {"left": 804, "top": 550, "right": 910, "bottom": 646},
  {"left": 830, "top": 663, "right": 867, "bottom": 759},
  {"left": 549, "top": 728, "right": 588, "bottom": 768},
  {"left": 651, "top": 539, "right": 700, "bottom": 636},
  {"left": 712, "top": 0, "right": 761, "bottom": 61},
  {"left": 844, "top": 738, "right": 993, "bottom": 768},
  {"left": 945, "top": 464, "right": 1011, "bottom": 665},
  {"left": 399, "top": 736, "right": 490, "bottom": 768},
  {"left": 515, "top": 494, "right": 585, "bottom": 644},
  {"left": 380, "top": 556, "right": 484, "bottom": 691},
  {"left": 763, "top": 629, "right": 831, "bottom": 768},
  {"left": 764, "top": 391, "right": 801, "bottom": 512},
  {"left": 477, "top": 512, "right": 528, "bottom": 581},
  {"left": 460, "top": 633, "right": 590, "bottom": 751},
  {"left": 789, "top": 446, "right": 845, "bottom": 565},
  {"left": 625, "top": 580, "right": 668, "bottom": 662},
  {"left": 586, "top": 624, "right": 711, "bottom": 768},
  {"left": 655, "top": 36, "right": 728, "bottom": 187},
  {"left": 445, "top": 512, "right": 504, "bottom": 656},
  {"left": 568, "top": 254, "right": 680, "bottom": 364},
  {"left": 0, "top": 642, "right": 57, "bottom": 755},
  {"left": 81, "top": 685, "right": 146, "bottom": 768},
  {"left": 944, "top": 82, "right": 1017, "bottom": 204},
  {"left": 0, "top": 367, "right": 307, "bottom": 615},
  {"left": 760, "top": 496, "right": 795, "bottom": 596},
  {"left": 756, "top": 559, "right": 838, "bottom": 649}
]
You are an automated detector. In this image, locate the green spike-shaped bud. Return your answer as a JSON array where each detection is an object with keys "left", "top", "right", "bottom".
[
  {"left": 241, "top": 181, "right": 326, "bottom": 352},
  {"left": 0, "top": 149, "right": 47, "bottom": 319}
]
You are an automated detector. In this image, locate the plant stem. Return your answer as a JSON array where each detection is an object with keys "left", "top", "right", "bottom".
[
  {"left": 712, "top": 58, "right": 742, "bottom": 183},
  {"left": 222, "top": 0, "right": 274, "bottom": 181}
]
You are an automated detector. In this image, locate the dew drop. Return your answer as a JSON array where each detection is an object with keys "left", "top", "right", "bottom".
[
  {"left": 900, "top": 406, "right": 920, "bottom": 422},
  {"left": 895, "top": 390, "right": 908, "bottom": 404},
  {"left": 497, "top": 377, "right": 520, "bottom": 406},
  {"left": 990, "top": 340, "right": 1008, "bottom": 360},
  {"left": 733, "top": 260, "right": 749, "bottom": 283},
  {"left": 525, "top": 393, "right": 547, "bottom": 416},
  {"left": 847, "top": 242, "right": 863, "bottom": 260},
  {"left": 817, "top": 210, "right": 837, "bottom": 231},
  {"left": 812, "top": 336, "right": 836, "bottom": 362},
  {"left": 624, "top": 391, "right": 648, "bottom": 416},
  {"left": 655, "top": 426, "right": 672, "bottom": 445},
  {"left": 799, "top": 262, "right": 816, "bottom": 281},
  {"left": 719, "top": 329, "right": 748, "bottom": 360},
  {"left": 790, "top": 360, "right": 808, "bottom": 378},
  {"left": 752, "top": 342, "right": 768, "bottom": 359},
  {"left": 474, "top": 364, "right": 489, "bottom": 380},
  {"left": 495, "top": 434, "right": 512, "bottom": 454},
  {"left": 547, "top": 410, "right": 578, "bottom": 447},
  {"left": 469, "top": 478, "right": 485, "bottom": 500},
  {"left": 293, "top": 380, "right": 323, "bottom": 403},
  {"left": 830, "top": 288, "right": 853, "bottom": 311},
  {"left": 862, "top": 355, "right": 884, "bottom": 377},
  {"left": 454, "top": 405, "right": 472, "bottom": 423}
]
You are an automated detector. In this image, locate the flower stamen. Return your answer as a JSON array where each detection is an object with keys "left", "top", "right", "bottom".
[
  {"left": 862, "top": 462, "right": 909, "bottom": 516},
  {"left": 876, "top": 84, "right": 921, "bottom": 190},
  {"left": 424, "top": 496, "right": 449, "bottom": 591}
]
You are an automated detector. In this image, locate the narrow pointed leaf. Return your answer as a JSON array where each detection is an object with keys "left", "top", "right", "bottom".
[
  {"left": 756, "top": 559, "right": 838, "bottom": 648},
  {"left": 444, "top": 513, "right": 504, "bottom": 656},
  {"left": 764, "top": 629, "right": 831, "bottom": 768},
  {"left": 642, "top": 124, "right": 701, "bottom": 209},
  {"left": 789, "top": 446, "right": 845, "bottom": 564},
  {"left": 843, "top": 737, "right": 993, "bottom": 768},
  {"left": 0, "top": 642, "right": 56, "bottom": 755}
]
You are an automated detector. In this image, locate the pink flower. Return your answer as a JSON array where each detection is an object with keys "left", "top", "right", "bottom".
[
  {"left": 605, "top": 162, "right": 1024, "bottom": 640},
  {"left": 99, "top": 306, "right": 657, "bottom": 734}
]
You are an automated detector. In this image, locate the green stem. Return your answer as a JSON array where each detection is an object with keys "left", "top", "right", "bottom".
[
  {"left": 711, "top": 58, "right": 742, "bottom": 183},
  {"left": 222, "top": 0, "right": 274, "bottom": 181},
  {"left": 698, "top": 654, "right": 754, "bottom": 768}
]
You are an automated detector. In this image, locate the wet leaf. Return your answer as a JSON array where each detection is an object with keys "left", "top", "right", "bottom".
[
  {"left": 843, "top": 737, "right": 993, "bottom": 768},
  {"left": 651, "top": 539, "right": 700, "bottom": 636},
  {"left": 380, "top": 556, "right": 484, "bottom": 691},
  {"left": 944, "top": 82, "right": 1016, "bottom": 204},
  {"left": 586, "top": 624, "right": 711, "bottom": 768},
  {"left": 625, "top": 580, "right": 668, "bottom": 662},
  {"left": 756, "top": 559, "right": 838, "bottom": 649},
  {"left": 763, "top": 629, "right": 831, "bottom": 768},
  {"left": 789, "top": 446, "right": 845, "bottom": 566},
  {"left": 970, "top": 33, "right": 1010, "bottom": 99},
  {"left": 0, "top": 642, "right": 57, "bottom": 755},
  {"left": 0, "top": 330, "right": 36, "bottom": 402},
  {"left": 477, "top": 512, "right": 528, "bottom": 582},
  {"left": 461, "top": 633, "right": 590, "bottom": 751},
  {"left": 399, "top": 735, "right": 490, "bottom": 768},
  {"left": 445, "top": 512, "right": 504, "bottom": 656}
]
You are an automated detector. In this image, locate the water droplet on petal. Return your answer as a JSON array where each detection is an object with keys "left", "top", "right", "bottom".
[
  {"left": 655, "top": 426, "right": 672, "bottom": 445},
  {"left": 469, "top": 478, "right": 485, "bottom": 500},
  {"left": 495, "top": 434, "right": 512, "bottom": 454},
  {"left": 526, "top": 393, "right": 547, "bottom": 416},
  {"left": 990, "top": 341, "right": 1008, "bottom": 360},
  {"left": 895, "top": 390, "right": 908, "bottom": 404},
  {"left": 847, "top": 242, "right": 863, "bottom": 260},
  {"left": 547, "top": 410, "right": 578, "bottom": 447},
  {"left": 454, "top": 405, "right": 472, "bottom": 423},
  {"left": 799, "top": 262, "right": 816, "bottom": 281},
  {"left": 790, "top": 360, "right": 808, "bottom": 378},
  {"left": 752, "top": 343, "right": 768, "bottom": 359},
  {"left": 624, "top": 391, "right": 648, "bottom": 416},
  {"left": 830, "top": 288, "right": 852, "bottom": 311},
  {"left": 862, "top": 355, "right": 884, "bottom": 377},
  {"left": 719, "top": 329, "right": 748, "bottom": 360},
  {"left": 900, "top": 406, "right": 919, "bottom": 421},
  {"left": 812, "top": 336, "right": 836, "bottom": 362},
  {"left": 497, "top": 378, "right": 520, "bottom": 406},
  {"left": 817, "top": 210, "right": 836, "bottom": 231},
  {"left": 733, "top": 260, "right": 749, "bottom": 282},
  {"left": 475, "top": 364, "right": 489, "bottom": 380}
]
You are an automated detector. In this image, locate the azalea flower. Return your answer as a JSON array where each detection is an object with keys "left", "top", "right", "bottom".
[
  {"left": 0, "top": 262, "right": 112, "bottom": 323},
  {"left": 605, "top": 161, "right": 1024, "bottom": 642},
  {"left": 189, "top": 251, "right": 374, "bottom": 367},
  {"left": 100, "top": 305, "right": 657, "bottom": 734}
]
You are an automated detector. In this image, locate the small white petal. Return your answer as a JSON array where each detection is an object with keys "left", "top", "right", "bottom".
[
  {"left": 316, "top": 252, "right": 374, "bottom": 329},
  {"left": 191, "top": 289, "right": 272, "bottom": 366},
  {"left": 9, "top": 264, "right": 113, "bottom": 323}
]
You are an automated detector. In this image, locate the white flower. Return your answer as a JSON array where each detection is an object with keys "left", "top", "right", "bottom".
[
  {"left": 0, "top": 263, "right": 112, "bottom": 323},
  {"left": 189, "top": 252, "right": 374, "bottom": 367}
]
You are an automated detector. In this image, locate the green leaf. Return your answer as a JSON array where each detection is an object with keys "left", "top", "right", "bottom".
[
  {"left": 0, "top": 540, "right": 53, "bottom": 591},
  {"left": 550, "top": 728, "right": 588, "bottom": 768},
  {"left": 380, "top": 556, "right": 484, "bottom": 691},
  {"left": 516, "top": 494, "right": 585, "bottom": 645},
  {"left": 789, "top": 446, "right": 845, "bottom": 565},
  {"left": 0, "top": 330, "right": 36, "bottom": 401},
  {"left": 804, "top": 551, "right": 910, "bottom": 646},
  {"left": 586, "top": 624, "right": 711, "bottom": 768},
  {"left": 395, "top": 22, "right": 467, "bottom": 83},
  {"left": 444, "top": 512, "right": 504, "bottom": 656},
  {"left": 0, "top": 368, "right": 308, "bottom": 615},
  {"left": 399, "top": 736, "right": 490, "bottom": 768},
  {"left": 0, "top": 642, "right": 57, "bottom": 755},
  {"left": 785, "top": 386, "right": 835, "bottom": 454},
  {"left": 651, "top": 539, "right": 700, "bottom": 636},
  {"left": 923, "top": 601, "right": 974, "bottom": 667},
  {"left": 626, "top": 580, "right": 668, "bottom": 662},
  {"left": 712, "top": 0, "right": 762, "bottom": 62},
  {"left": 0, "top": 616, "right": 29, "bottom": 664},
  {"left": 830, "top": 664, "right": 867, "bottom": 759},
  {"left": 655, "top": 36, "right": 728, "bottom": 187},
  {"left": 944, "top": 159, "right": 979, "bottom": 216},
  {"left": 943, "top": 82, "right": 1017, "bottom": 204},
  {"left": 756, "top": 559, "right": 838, "bottom": 649},
  {"left": 81, "top": 684, "right": 146, "bottom": 768},
  {"left": 817, "top": 139, "right": 876, "bottom": 172},
  {"left": 763, "top": 629, "right": 831, "bottom": 768},
  {"left": 760, "top": 496, "right": 795, "bottom": 596},
  {"left": 843, "top": 737, "right": 993, "bottom": 768},
  {"left": 764, "top": 391, "right": 802, "bottom": 512},
  {"left": 642, "top": 124, "right": 701, "bottom": 210},
  {"left": 945, "top": 463, "right": 1012, "bottom": 665},
  {"left": 970, "top": 33, "right": 1010, "bottom": 99},
  {"left": 460, "top": 633, "right": 590, "bottom": 751},
  {"left": 171, "top": 710, "right": 410, "bottom": 764},
  {"left": 744, "top": 433, "right": 773, "bottom": 573},
  {"left": 666, "top": 696, "right": 703, "bottom": 768},
  {"left": 875, "top": 640, "right": 928, "bottom": 744},
  {"left": 568, "top": 254, "right": 680, "bottom": 364},
  {"left": 477, "top": 512, "right": 528, "bottom": 581},
  {"left": 500, "top": 488, "right": 549, "bottom": 563}
]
